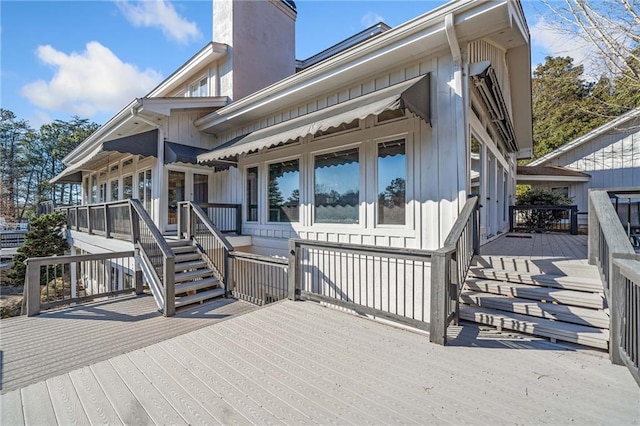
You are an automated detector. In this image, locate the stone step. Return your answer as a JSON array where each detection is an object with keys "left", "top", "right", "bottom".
[
  {"left": 465, "top": 279, "right": 605, "bottom": 309},
  {"left": 468, "top": 268, "right": 603, "bottom": 293},
  {"left": 175, "top": 277, "right": 220, "bottom": 295},
  {"left": 459, "top": 305, "right": 609, "bottom": 350},
  {"left": 175, "top": 287, "right": 225, "bottom": 309},
  {"left": 460, "top": 291, "right": 610, "bottom": 329}
]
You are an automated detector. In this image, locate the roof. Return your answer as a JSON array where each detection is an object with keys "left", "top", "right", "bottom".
[
  {"left": 517, "top": 165, "right": 591, "bottom": 178},
  {"left": 529, "top": 107, "right": 640, "bottom": 166}
]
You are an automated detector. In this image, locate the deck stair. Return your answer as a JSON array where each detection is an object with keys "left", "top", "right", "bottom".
[
  {"left": 459, "top": 255, "right": 610, "bottom": 350},
  {"left": 168, "top": 239, "right": 224, "bottom": 310}
]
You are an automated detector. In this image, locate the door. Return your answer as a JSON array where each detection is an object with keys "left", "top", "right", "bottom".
[{"left": 167, "top": 170, "right": 186, "bottom": 229}]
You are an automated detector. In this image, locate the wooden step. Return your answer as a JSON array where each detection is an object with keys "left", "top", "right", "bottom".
[
  {"left": 468, "top": 268, "right": 604, "bottom": 292},
  {"left": 175, "top": 268, "right": 214, "bottom": 283},
  {"left": 175, "top": 277, "right": 220, "bottom": 295},
  {"left": 460, "top": 291, "right": 610, "bottom": 329},
  {"left": 473, "top": 256, "right": 598, "bottom": 279},
  {"left": 175, "top": 287, "right": 225, "bottom": 308},
  {"left": 174, "top": 260, "right": 207, "bottom": 272},
  {"left": 459, "top": 305, "right": 609, "bottom": 350},
  {"left": 465, "top": 279, "right": 605, "bottom": 309},
  {"left": 168, "top": 240, "right": 193, "bottom": 248},
  {"left": 172, "top": 245, "right": 196, "bottom": 254},
  {"left": 174, "top": 252, "right": 202, "bottom": 263}
]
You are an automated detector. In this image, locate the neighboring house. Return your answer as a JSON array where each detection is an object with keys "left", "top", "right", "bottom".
[
  {"left": 519, "top": 107, "right": 640, "bottom": 223},
  {"left": 50, "top": 0, "right": 532, "bottom": 321}
]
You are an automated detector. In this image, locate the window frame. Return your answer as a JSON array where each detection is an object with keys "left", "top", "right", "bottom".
[
  {"left": 266, "top": 156, "right": 301, "bottom": 224},
  {"left": 375, "top": 137, "right": 408, "bottom": 227}
]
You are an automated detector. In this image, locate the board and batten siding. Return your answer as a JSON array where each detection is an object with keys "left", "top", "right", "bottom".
[
  {"left": 166, "top": 111, "right": 218, "bottom": 149},
  {"left": 209, "top": 48, "right": 470, "bottom": 252},
  {"left": 544, "top": 122, "right": 640, "bottom": 212}
]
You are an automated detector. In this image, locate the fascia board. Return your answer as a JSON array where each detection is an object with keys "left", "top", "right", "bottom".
[
  {"left": 63, "top": 98, "right": 141, "bottom": 165},
  {"left": 529, "top": 108, "right": 640, "bottom": 166},
  {"left": 146, "top": 42, "right": 228, "bottom": 98}
]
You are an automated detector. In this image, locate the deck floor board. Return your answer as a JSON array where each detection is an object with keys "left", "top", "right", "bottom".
[{"left": 1, "top": 300, "right": 638, "bottom": 424}]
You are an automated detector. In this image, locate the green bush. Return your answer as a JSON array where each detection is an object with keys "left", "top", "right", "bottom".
[
  {"left": 516, "top": 188, "right": 573, "bottom": 231},
  {"left": 8, "top": 211, "right": 69, "bottom": 286}
]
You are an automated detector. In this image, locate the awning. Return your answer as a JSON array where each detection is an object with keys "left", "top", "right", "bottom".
[
  {"left": 50, "top": 130, "right": 159, "bottom": 183},
  {"left": 51, "top": 171, "right": 83, "bottom": 184},
  {"left": 164, "top": 142, "right": 208, "bottom": 165},
  {"left": 197, "top": 74, "right": 430, "bottom": 162}
]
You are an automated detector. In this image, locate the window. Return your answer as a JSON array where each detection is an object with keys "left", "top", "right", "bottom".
[
  {"left": 122, "top": 158, "right": 134, "bottom": 168},
  {"left": 314, "top": 148, "right": 359, "bottom": 224},
  {"left": 268, "top": 160, "right": 299, "bottom": 222},
  {"left": 552, "top": 186, "right": 569, "bottom": 197},
  {"left": 110, "top": 164, "right": 119, "bottom": 174},
  {"left": 99, "top": 183, "right": 107, "bottom": 203},
  {"left": 246, "top": 167, "right": 259, "bottom": 222},
  {"left": 193, "top": 174, "right": 208, "bottom": 204},
  {"left": 190, "top": 77, "right": 208, "bottom": 97},
  {"left": 377, "top": 140, "right": 406, "bottom": 225},
  {"left": 138, "top": 169, "right": 152, "bottom": 213},
  {"left": 122, "top": 175, "right": 133, "bottom": 199},
  {"left": 83, "top": 177, "right": 89, "bottom": 204},
  {"left": 91, "top": 175, "right": 98, "bottom": 204},
  {"left": 110, "top": 179, "right": 119, "bottom": 201}
]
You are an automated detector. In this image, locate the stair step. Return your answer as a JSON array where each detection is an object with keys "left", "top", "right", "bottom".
[
  {"left": 460, "top": 291, "right": 610, "bottom": 329},
  {"left": 175, "top": 260, "right": 207, "bottom": 272},
  {"left": 459, "top": 305, "right": 609, "bottom": 350},
  {"left": 473, "top": 256, "right": 598, "bottom": 279},
  {"left": 172, "top": 245, "right": 196, "bottom": 254},
  {"left": 465, "top": 279, "right": 605, "bottom": 309},
  {"left": 175, "top": 287, "right": 225, "bottom": 308},
  {"left": 468, "top": 268, "right": 604, "bottom": 292},
  {"left": 175, "top": 277, "right": 220, "bottom": 295},
  {"left": 175, "top": 268, "right": 214, "bottom": 283},
  {"left": 168, "top": 240, "right": 193, "bottom": 248},
  {"left": 175, "top": 252, "right": 202, "bottom": 263}
]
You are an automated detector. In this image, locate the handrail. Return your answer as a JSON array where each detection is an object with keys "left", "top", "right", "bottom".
[
  {"left": 430, "top": 195, "right": 479, "bottom": 345},
  {"left": 24, "top": 250, "right": 139, "bottom": 316},
  {"left": 588, "top": 189, "right": 638, "bottom": 386},
  {"left": 178, "top": 201, "right": 233, "bottom": 295},
  {"left": 130, "top": 199, "right": 175, "bottom": 316}
]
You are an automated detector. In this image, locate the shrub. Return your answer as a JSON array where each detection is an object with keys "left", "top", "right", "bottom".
[
  {"left": 8, "top": 211, "right": 69, "bottom": 286},
  {"left": 516, "top": 188, "right": 573, "bottom": 231}
]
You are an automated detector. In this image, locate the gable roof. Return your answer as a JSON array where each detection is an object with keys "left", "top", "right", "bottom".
[
  {"left": 528, "top": 107, "right": 640, "bottom": 166},
  {"left": 517, "top": 165, "right": 590, "bottom": 178}
]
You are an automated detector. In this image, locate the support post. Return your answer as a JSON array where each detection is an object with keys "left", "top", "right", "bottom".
[
  {"left": 25, "top": 260, "right": 41, "bottom": 316},
  {"left": 609, "top": 258, "right": 623, "bottom": 365},
  {"left": 134, "top": 247, "right": 144, "bottom": 295},
  {"left": 473, "top": 206, "right": 480, "bottom": 255},
  {"left": 588, "top": 191, "right": 598, "bottom": 265},
  {"left": 224, "top": 251, "right": 233, "bottom": 297},
  {"left": 236, "top": 205, "right": 242, "bottom": 236},
  {"left": 430, "top": 250, "right": 450, "bottom": 345},
  {"left": 104, "top": 204, "right": 111, "bottom": 238},
  {"left": 87, "top": 206, "right": 93, "bottom": 235},
  {"left": 570, "top": 206, "right": 578, "bottom": 235},
  {"left": 130, "top": 202, "right": 140, "bottom": 243},
  {"left": 163, "top": 256, "right": 175, "bottom": 317},
  {"left": 177, "top": 203, "right": 183, "bottom": 239},
  {"left": 288, "top": 239, "right": 300, "bottom": 301}
]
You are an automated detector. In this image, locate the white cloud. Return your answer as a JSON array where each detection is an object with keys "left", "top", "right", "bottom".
[
  {"left": 21, "top": 42, "right": 162, "bottom": 117},
  {"left": 361, "top": 11, "right": 385, "bottom": 28},
  {"left": 530, "top": 17, "right": 599, "bottom": 80},
  {"left": 116, "top": 0, "right": 201, "bottom": 44}
]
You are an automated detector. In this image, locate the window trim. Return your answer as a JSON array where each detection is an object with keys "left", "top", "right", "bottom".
[{"left": 245, "top": 164, "right": 260, "bottom": 223}]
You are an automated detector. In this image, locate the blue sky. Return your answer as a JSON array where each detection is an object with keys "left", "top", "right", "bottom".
[{"left": 2, "top": 1, "right": 570, "bottom": 129}]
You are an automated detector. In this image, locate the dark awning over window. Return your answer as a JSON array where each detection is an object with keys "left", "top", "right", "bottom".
[
  {"left": 197, "top": 74, "right": 430, "bottom": 162},
  {"left": 164, "top": 141, "right": 209, "bottom": 165},
  {"left": 102, "top": 129, "right": 158, "bottom": 157}
]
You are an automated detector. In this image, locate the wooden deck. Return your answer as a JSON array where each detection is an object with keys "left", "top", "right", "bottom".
[
  {"left": 2, "top": 300, "right": 638, "bottom": 424},
  {"left": 0, "top": 295, "right": 257, "bottom": 393}
]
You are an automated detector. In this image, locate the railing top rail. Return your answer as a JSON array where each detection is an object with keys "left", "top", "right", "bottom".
[
  {"left": 590, "top": 190, "right": 635, "bottom": 255},
  {"left": 441, "top": 195, "right": 478, "bottom": 251},
  {"left": 190, "top": 203, "right": 235, "bottom": 251},
  {"left": 57, "top": 200, "right": 133, "bottom": 211},
  {"left": 613, "top": 254, "right": 640, "bottom": 283},
  {"left": 129, "top": 199, "right": 175, "bottom": 259},
  {"left": 512, "top": 204, "right": 577, "bottom": 209},
  {"left": 229, "top": 250, "right": 288, "bottom": 265},
  {"left": 193, "top": 202, "right": 242, "bottom": 209},
  {"left": 290, "top": 238, "right": 436, "bottom": 259},
  {"left": 24, "top": 250, "right": 135, "bottom": 267}
]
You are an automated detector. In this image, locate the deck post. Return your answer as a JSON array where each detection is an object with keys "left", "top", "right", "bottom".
[
  {"left": 235, "top": 205, "right": 242, "bottom": 236},
  {"left": 25, "top": 260, "right": 41, "bottom": 316},
  {"left": 288, "top": 239, "right": 300, "bottom": 301},
  {"left": 104, "top": 204, "right": 112, "bottom": 238},
  {"left": 163, "top": 256, "right": 175, "bottom": 317},
  {"left": 430, "top": 250, "right": 450, "bottom": 345},
  {"left": 133, "top": 247, "right": 144, "bottom": 295},
  {"left": 570, "top": 206, "right": 578, "bottom": 235},
  {"left": 609, "top": 257, "right": 624, "bottom": 365},
  {"left": 588, "top": 190, "right": 598, "bottom": 265}
]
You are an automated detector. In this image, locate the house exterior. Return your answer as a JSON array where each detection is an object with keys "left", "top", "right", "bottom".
[
  {"left": 50, "top": 0, "right": 532, "bottom": 324},
  {"left": 520, "top": 107, "right": 640, "bottom": 223}
]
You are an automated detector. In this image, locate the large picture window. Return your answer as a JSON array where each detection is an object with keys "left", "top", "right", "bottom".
[
  {"left": 314, "top": 148, "right": 359, "bottom": 224},
  {"left": 110, "top": 179, "right": 119, "bottom": 201},
  {"left": 377, "top": 140, "right": 406, "bottom": 225},
  {"left": 268, "top": 160, "right": 299, "bottom": 222},
  {"left": 122, "top": 175, "right": 133, "bottom": 199},
  {"left": 246, "top": 167, "right": 259, "bottom": 222}
]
